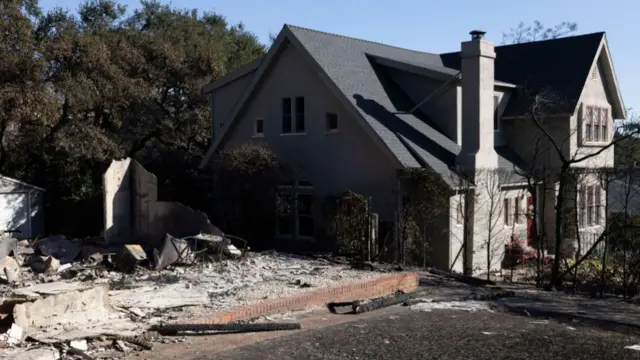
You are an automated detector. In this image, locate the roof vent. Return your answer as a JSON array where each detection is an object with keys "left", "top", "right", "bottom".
[{"left": 470, "top": 30, "right": 486, "bottom": 40}]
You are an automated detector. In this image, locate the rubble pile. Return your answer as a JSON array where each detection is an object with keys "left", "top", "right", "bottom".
[{"left": 0, "top": 233, "right": 379, "bottom": 359}]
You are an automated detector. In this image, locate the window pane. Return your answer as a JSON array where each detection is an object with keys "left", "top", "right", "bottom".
[
  {"left": 256, "top": 118, "right": 264, "bottom": 134},
  {"left": 504, "top": 198, "right": 510, "bottom": 225},
  {"left": 277, "top": 193, "right": 293, "bottom": 215},
  {"left": 326, "top": 112, "right": 338, "bottom": 130},
  {"left": 585, "top": 125, "right": 592, "bottom": 142},
  {"left": 282, "top": 98, "right": 292, "bottom": 133},
  {"left": 594, "top": 125, "right": 599, "bottom": 142},
  {"left": 298, "top": 216, "right": 314, "bottom": 237},
  {"left": 295, "top": 97, "right": 305, "bottom": 133},
  {"left": 278, "top": 216, "right": 292, "bottom": 235},
  {"left": 297, "top": 194, "right": 313, "bottom": 215}
]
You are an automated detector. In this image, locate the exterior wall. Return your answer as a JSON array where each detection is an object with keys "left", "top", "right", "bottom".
[
  {"left": 210, "top": 73, "right": 254, "bottom": 143},
  {"left": 0, "top": 177, "right": 45, "bottom": 239},
  {"left": 571, "top": 58, "right": 615, "bottom": 168},
  {"left": 221, "top": 42, "right": 399, "bottom": 225},
  {"left": 470, "top": 175, "right": 528, "bottom": 275}
]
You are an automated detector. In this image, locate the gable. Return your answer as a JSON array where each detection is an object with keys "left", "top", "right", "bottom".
[
  {"left": 577, "top": 37, "right": 626, "bottom": 119},
  {"left": 441, "top": 32, "right": 606, "bottom": 118}
]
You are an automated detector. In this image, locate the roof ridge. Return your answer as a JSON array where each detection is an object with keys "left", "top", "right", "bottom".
[
  {"left": 284, "top": 24, "right": 438, "bottom": 57},
  {"left": 494, "top": 31, "right": 605, "bottom": 49},
  {"left": 440, "top": 31, "right": 606, "bottom": 56}
]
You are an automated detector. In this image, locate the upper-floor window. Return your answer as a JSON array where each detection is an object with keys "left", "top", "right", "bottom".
[
  {"left": 254, "top": 117, "right": 264, "bottom": 136},
  {"left": 582, "top": 104, "right": 610, "bottom": 144},
  {"left": 326, "top": 112, "right": 338, "bottom": 132},
  {"left": 282, "top": 98, "right": 292, "bottom": 133},
  {"left": 295, "top": 97, "right": 305, "bottom": 133}
]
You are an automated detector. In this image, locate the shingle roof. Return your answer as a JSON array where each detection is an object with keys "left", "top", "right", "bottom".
[
  {"left": 441, "top": 32, "right": 605, "bottom": 118},
  {"left": 202, "top": 25, "right": 604, "bottom": 187},
  {"left": 288, "top": 25, "right": 527, "bottom": 186}
]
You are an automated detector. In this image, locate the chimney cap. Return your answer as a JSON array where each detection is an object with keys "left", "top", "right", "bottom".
[{"left": 470, "top": 30, "right": 487, "bottom": 40}]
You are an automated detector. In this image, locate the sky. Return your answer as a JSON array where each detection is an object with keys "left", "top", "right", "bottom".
[{"left": 38, "top": 0, "right": 639, "bottom": 116}]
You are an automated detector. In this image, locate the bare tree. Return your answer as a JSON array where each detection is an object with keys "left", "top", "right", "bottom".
[
  {"left": 502, "top": 21, "right": 578, "bottom": 45},
  {"left": 448, "top": 168, "right": 528, "bottom": 280},
  {"left": 523, "top": 90, "right": 640, "bottom": 286}
]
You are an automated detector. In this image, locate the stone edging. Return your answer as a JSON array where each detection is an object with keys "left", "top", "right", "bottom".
[{"left": 174, "top": 272, "right": 419, "bottom": 325}]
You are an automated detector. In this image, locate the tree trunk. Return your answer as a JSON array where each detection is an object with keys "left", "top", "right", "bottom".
[{"left": 551, "top": 169, "right": 568, "bottom": 286}]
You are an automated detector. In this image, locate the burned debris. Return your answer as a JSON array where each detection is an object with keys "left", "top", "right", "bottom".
[{"left": 0, "top": 158, "right": 379, "bottom": 359}]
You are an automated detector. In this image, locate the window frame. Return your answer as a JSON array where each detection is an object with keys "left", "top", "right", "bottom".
[
  {"left": 276, "top": 181, "right": 315, "bottom": 239},
  {"left": 254, "top": 117, "right": 264, "bottom": 137},
  {"left": 582, "top": 104, "right": 611, "bottom": 146},
  {"left": 295, "top": 96, "right": 305, "bottom": 133},
  {"left": 515, "top": 197, "right": 524, "bottom": 224},
  {"left": 456, "top": 196, "right": 464, "bottom": 226},
  {"left": 504, "top": 198, "right": 512, "bottom": 226},
  {"left": 325, "top": 112, "right": 339, "bottom": 133},
  {"left": 282, "top": 98, "right": 292, "bottom": 134}
]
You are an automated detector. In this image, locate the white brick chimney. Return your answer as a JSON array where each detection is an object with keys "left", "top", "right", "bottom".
[{"left": 457, "top": 30, "right": 498, "bottom": 171}]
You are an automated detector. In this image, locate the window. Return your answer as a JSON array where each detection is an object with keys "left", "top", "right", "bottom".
[
  {"left": 601, "top": 108, "right": 609, "bottom": 142},
  {"left": 254, "top": 117, "right": 264, "bottom": 136},
  {"left": 282, "top": 98, "right": 292, "bottom": 133},
  {"left": 326, "top": 112, "right": 338, "bottom": 132},
  {"left": 515, "top": 197, "right": 524, "bottom": 224},
  {"left": 587, "top": 186, "right": 593, "bottom": 226},
  {"left": 579, "top": 188, "right": 586, "bottom": 228},
  {"left": 585, "top": 106, "right": 593, "bottom": 142},
  {"left": 295, "top": 97, "right": 305, "bottom": 133},
  {"left": 504, "top": 198, "right": 512, "bottom": 226},
  {"left": 456, "top": 197, "right": 464, "bottom": 225},
  {"left": 493, "top": 95, "right": 500, "bottom": 130},
  {"left": 276, "top": 181, "right": 314, "bottom": 238},
  {"left": 583, "top": 105, "right": 610, "bottom": 144},
  {"left": 595, "top": 186, "right": 602, "bottom": 225},
  {"left": 593, "top": 108, "right": 600, "bottom": 141},
  {"left": 578, "top": 185, "right": 603, "bottom": 228}
]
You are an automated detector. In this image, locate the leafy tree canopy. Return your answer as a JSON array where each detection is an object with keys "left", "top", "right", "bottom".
[{"left": 0, "top": 0, "right": 266, "bottom": 235}]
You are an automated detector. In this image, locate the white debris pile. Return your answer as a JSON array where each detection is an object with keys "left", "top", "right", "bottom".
[
  {"left": 410, "top": 300, "right": 492, "bottom": 312},
  {"left": 110, "top": 250, "right": 378, "bottom": 315},
  {"left": 0, "top": 245, "right": 380, "bottom": 359}
]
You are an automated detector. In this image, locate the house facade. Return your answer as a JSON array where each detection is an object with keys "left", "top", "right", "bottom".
[{"left": 199, "top": 25, "right": 625, "bottom": 274}]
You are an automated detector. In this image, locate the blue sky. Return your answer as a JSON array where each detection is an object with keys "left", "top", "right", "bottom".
[{"left": 39, "top": 0, "right": 638, "bottom": 116}]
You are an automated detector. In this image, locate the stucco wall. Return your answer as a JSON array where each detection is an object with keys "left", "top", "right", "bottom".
[
  {"left": 571, "top": 58, "right": 615, "bottom": 168},
  {"left": 210, "top": 73, "right": 254, "bottom": 143},
  {"left": 470, "top": 174, "right": 528, "bottom": 275},
  {"left": 220, "top": 42, "right": 399, "bottom": 223}
]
